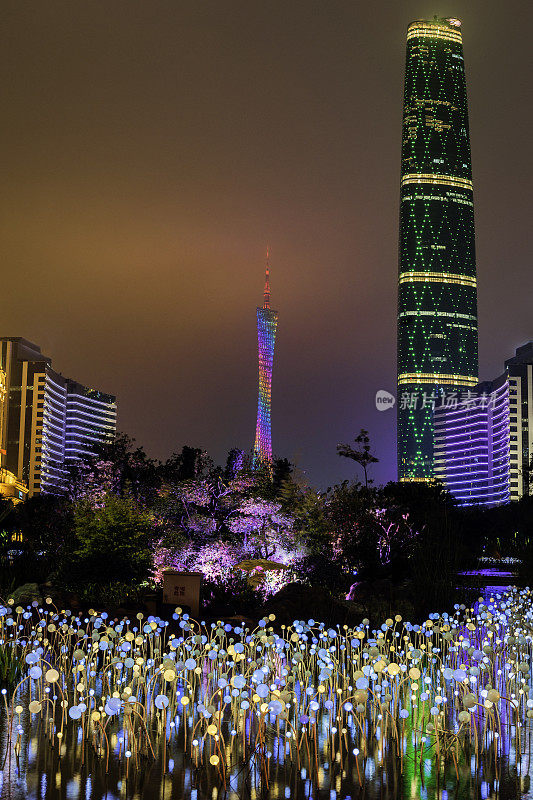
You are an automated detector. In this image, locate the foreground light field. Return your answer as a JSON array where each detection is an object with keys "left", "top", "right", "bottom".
[{"left": 1, "top": 588, "right": 532, "bottom": 799}]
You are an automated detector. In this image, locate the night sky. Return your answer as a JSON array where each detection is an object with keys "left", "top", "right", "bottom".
[{"left": 3, "top": 1, "right": 533, "bottom": 488}]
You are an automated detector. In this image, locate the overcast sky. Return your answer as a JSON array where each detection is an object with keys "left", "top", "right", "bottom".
[{"left": 3, "top": 1, "right": 533, "bottom": 487}]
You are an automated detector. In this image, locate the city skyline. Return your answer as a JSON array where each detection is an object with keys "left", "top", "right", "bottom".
[{"left": 2, "top": 1, "right": 533, "bottom": 488}]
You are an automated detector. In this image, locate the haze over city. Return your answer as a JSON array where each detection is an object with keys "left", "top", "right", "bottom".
[
  {"left": 3, "top": 8, "right": 533, "bottom": 799},
  {"left": 3, "top": 0, "right": 532, "bottom": 487}
]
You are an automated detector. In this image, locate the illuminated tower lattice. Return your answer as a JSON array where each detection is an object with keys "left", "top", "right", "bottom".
[
  {"left": 397, "top": 17, "right": 478, "bottom": 481},
  {"left": 254, "top": 254, "right": 278, "bottom": 470}
]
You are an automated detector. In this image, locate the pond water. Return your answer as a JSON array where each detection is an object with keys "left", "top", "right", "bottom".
[
  {"left": 2, "top": 708, "right": 533, "bottom": 799},
  {"left": 1, "top": 583, "right": 532, "bottom": 800}
]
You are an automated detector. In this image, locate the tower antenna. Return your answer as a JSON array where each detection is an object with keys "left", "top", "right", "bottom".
[{"left": 263, "top": 247, "right": 271, "bottom": 309}]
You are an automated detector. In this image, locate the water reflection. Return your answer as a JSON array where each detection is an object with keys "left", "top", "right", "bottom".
[{"left": 3, "top": 716, "right": 533, "bottom": 799}]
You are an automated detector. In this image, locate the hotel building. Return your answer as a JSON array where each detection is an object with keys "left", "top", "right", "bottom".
[
  {"left": 434, "top": 343, "right": 533, "bottom": 506},
  {"left": 0, "top": 338, "right": 116, "bottom": 497}
]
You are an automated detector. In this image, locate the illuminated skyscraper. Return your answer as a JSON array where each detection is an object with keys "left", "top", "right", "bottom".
[
  {"left": 397, "top": 17, "right": 478, "bottom": 480},
  {"left": 0, "top": 337, "right": 116, "bottom": 496},
  {"left": 253, "top": 254, "right": 278, "bottom": 470}
]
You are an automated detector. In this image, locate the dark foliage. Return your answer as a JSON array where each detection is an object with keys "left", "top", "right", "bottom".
[
  {"left": 4, "top": 429, "right": 530, "bottom": 621},
  {"left": 53, "top": 495, "right": 155, "bottom": 605}
]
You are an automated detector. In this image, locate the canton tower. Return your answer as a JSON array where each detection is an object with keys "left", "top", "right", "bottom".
[
  {"left": 253, "top": 252, "right": 278, "bottom": 470},
  {"left": 397, "top": 17, "right": 478, "bottom": 481}
]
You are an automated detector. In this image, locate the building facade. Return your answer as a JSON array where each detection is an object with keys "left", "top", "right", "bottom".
[
  {"left": 0, "top": 364, "right": 27, "bottom": 502},
  {"left": 397, "top": 17, "right": 478, "bottom": 481},
  {"left": 65, "top": 380, "right": 117, "bottom": 463},
  {"left": 253, "top": 258, "right": 278, "bottom": 471},
  {"left": 434, "top": 376, "right": 510, "bottom": 507},
  {"left": 505, "top": 344, "right": 533, "bottom": 500},
  {"left": 0, "top": 338, "right": 116, "bottom": 497},
  {"left": 434, "top": 343, "right": 533, "bottom": 506}
]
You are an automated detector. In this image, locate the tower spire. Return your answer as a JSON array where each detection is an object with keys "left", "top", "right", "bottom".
[{"left": 263, "top": 247, "right": 271, "bottom": 309}]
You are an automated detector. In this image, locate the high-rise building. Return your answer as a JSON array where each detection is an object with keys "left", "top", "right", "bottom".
[
  {"left": 397, "top": 17, "right": 478, "bottom": 481},
  {"left": 0, "top": 365, "right": 27, "bottom": 502},
  {"left": 0, "top": 338, "right": 116, "bottom": 497},
  {"left": 434, "top": 377, "right": 510, "bottom": 507},
  {"left": 506, "top": 344, "right": 533, "bottom": 498},
  {"left": 65, "top": 380, "right": 116, "bottom": 463},
  {"left": 253, "top": 254, "right": 278, "bottom": 471},
  {"left": 434, "top": 343, "right": 533, "bottom": 506}
]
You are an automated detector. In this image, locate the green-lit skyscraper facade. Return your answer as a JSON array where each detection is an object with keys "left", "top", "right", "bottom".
[{"left": 397, "top": 17, "right": 478, "bottom": 481}]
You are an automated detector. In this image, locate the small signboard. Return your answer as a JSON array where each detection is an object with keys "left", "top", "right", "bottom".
[{"left": 162, "top": 570, "right": 202, "bottom": 617}]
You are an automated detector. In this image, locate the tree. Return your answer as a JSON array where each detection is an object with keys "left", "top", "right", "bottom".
[
  {"left": 224, "top": 449, "right": 247, "bottom": 479},
  {"left": 325, "top": 480, "right": 380, "bottom": 577},
  {"left": 227, "top": 498, "right": 295, "bottom": 559},
  {"left": 272, "top": 458, "right": 293, "bottom": 491},
  {"left": 14, "top": 495, "right": 73, "bottom": 570},
  {"left": 337, "top": 430, "right": 379, "bottom": 488},
  {"left": 161, "top": 446, "right": 214, "bottom": 482},
  {"left": 155, "top": 469, "right": 256, "bottom": 546},
  {"left": 67, "top": 432, "right": 160, "bottom": 507},
  {"left": 55, "top": 495, "right": 154, "bottom": 604}
]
